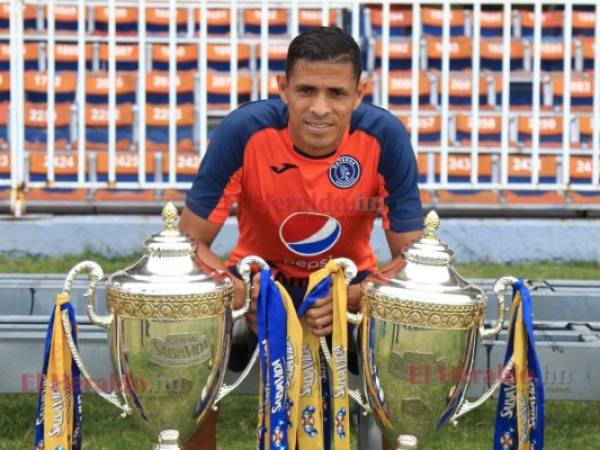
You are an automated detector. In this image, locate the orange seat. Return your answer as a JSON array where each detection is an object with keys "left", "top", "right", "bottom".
[
  {"left": 0, "top": 71, "right": 9, "bottom": 104},
  {"left": 577, "top": 37, "right": 595, "bottom": 71},
  {"left": 397, "top": 114, "right": 441, "bottom": 144},
  {"left": 416, "top": 153, "right": 431, "bottom": 203},
  {"left": 152, "top": 44, "right": 198, "bottom": 71},
  {"left": 27, "top": 151, "right": 87, "bottom": 201},
  {"left": 265, "top": 72, "right": 282, "bottom": 100},
  {"left": 94, "top": 151, "right": 155, "bottom": 202},
  {"left": 0, "top": 149, "right": 9, "bottom": 199},
  {"left": 421, "top": 6, "right": 466, "bottom": 36},
  {"left": 53, "top": 43, "right": 94, "bottom": 71},
  {"left": 437, "top": 154, "right": 499, "bottom": 203},
  {"left": 162, "top": 152, "right": 202, "bottom": 201},
  {"left": 426, "top": 36, "right": 472, "bottom": 71},
  {"left": 479, "top": 10, "right": 504, "bottom": 37},
  {"left": 0, "top": 101, "right": 7, "bottom": 144},
  {"left": 206, "top": 69, "right": 252, "bottom": 111},
  {"left": 0, "top": 42, "right": 41, "bottom": 71},
  {"left": 243, "top": 8, "right": 288, "bottom": 35},
  {"left": 24, "top": 71, "right": 76, "bottom": 103},
  {"left": 479, "top": 37, "right": 525, "bottom": 71},
  {"left": 569, "top": 156, "right": 600, "bottom": 203},
  {"left": 373, "top": 38, "right": 413, "bottom": 70},
  {"left": 518, "top": 9, "right": 563, "bottom": 37},
  {"left": 256, "top": 42, "right": 289, "bottom": 72},
  {"left": 454, "top": 114, "right": 502, "bottom": 147},
  {"left": 196, "top": 8, "right": 231, "bottom": 35},
  {"left": 99, "top": 43, "right": 140, "bottom": 72},
  {"left": 0, "top": 3, "right": 36, "bottom": 30},
  {"left": 573, "top": 10, "right": 595, "bottom": 37},
  {"left": 75, "top": 103, "right": 134, "bottom": 151},
  {"left": 387, "top": 70, "right": 434, "bottom": 109},
  {"left": 46, "top": 4, "right": 83, "bottom": 33},
  {"left": 24, "top": 102, "right": 71, "bottom": 150},
  {"left": 146, "top": 7, "right": 187, "bottom": 34},
  {"left": 93, "top": 6, "right": 138, "bottom": 34},
  {"left": 145, "top": 104, "right": 195, "bottom": 152},
  {"left": 532, "top": 41, "right": 575, "bottom": 72},
  {"left": 439, "top": 71, "right": 498, "bottom": 110},
  {"left": 298, "top": 9, "right": 339, "bottom": 31},
  {"left": 86, "top": 72, "right": 136, "bottom": 105},
  {"left": 206, "top": 43, "right": 251, "bottom": 71},
  {"left": 517, "top": 115, "right": 565, "bottom": 148},
  {"left": 551, "top": 73, "right": 594, "bottom": 111},
  {"left": 146, "top": 71, "right": 195, "bottom": 105},
  {"left": 505, "top": 155, "right": 564, "bottom": 204},
  {"left": 367, "top": 6, "right": 412, "bottom": 37},
  {"left": 579, "top": 114, "right": 594, "bottom": 147}
]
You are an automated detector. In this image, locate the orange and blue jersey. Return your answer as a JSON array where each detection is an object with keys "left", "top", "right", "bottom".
[{"left": 186, "top": 98, "right": 423, "bottom": 280}]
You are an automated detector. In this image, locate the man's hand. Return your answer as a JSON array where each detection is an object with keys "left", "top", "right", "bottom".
[
  {"left": 243, "top": 272, "right": 260, "bottom": 335},
  {"left": 304, "top": 292, "right": 333, "bottom": 336}
]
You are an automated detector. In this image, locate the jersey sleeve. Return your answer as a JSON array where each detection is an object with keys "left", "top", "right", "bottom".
[
  {"left": 184, "top": 111, "right": 246, "bottom": 224},
  {"left": 377, "top": 117, "right": 424, "bottom": 232}
]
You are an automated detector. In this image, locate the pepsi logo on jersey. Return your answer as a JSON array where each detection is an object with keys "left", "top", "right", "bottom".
[{"left": 279, "top": 212, "right": 342, "bottom": 257}]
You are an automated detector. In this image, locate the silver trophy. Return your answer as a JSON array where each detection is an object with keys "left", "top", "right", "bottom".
[
  {"left": 323, "top": 211, "right": 515, "bottom": 449},
  {"left": 58, "top": 203, "right": 261, "bottom": 449}
]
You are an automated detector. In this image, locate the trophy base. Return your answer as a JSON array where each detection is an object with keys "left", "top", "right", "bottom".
[{"left": 153, "top": 430, "right": 181, "bottom": 450}]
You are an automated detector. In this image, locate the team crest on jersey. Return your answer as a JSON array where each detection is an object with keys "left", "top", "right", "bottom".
[
  {"left": 329, "top": 155, "right": 361, "bottom": 189},
  {"left": 279, "top": 212, "right": 341, "bottom": 256}
]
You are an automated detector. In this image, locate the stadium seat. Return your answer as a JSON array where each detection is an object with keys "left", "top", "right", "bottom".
[
  {"left": 256, "top": 42, "right": 289, "bottom": 72},
  {"left": 24, "top": 71, "right": 76, "bottom": 104},
  {"left": 205, "top": 69, "right": 252, "bottom": 111},
  {"left": 532, "top": 41, "right": 570, "bottom": 72},
  {"left": 27, "top": 151, "right": 86, "bottom": 201},
  {"left": 77, "top": 103, "right": 134, "bottom": 151},
  {"left": 146, "top": 71, "right": 195, "bottom": 105},
  {"left": 572, "top": 10, "right": 595, "bottom": 37},
  {"left": 517, "top": 115, "right": 565, "bottom": 148},
  {"left": 387, "top": 70, "right": 435, "bottom": 109},
  {"left": 51, "top": 43, "right": 93, "bottom": 72},
  {"left": 425, "top": 36, "right": 472, "bottom": 71},
  {"left": 551, "top": 73, "right": 594, "bottom": 110},
  {"left": 365, "top": 5, "right": 412, "bottom": 37},
  {"left": 0, "top": 101, "right": 8, "bottom": 144},
  {"left": 517, "top": 9, "right": 563, "bottom": 38},
  {"left": 264, "top": 72, "right": 282, "bottom": 100},
  {"left": 24, "top": 102, "right": 71, "bottom": 151},
  {"left": 86, "top": 72, "right": 136, "bottom": 105},
  {"left": 298, "top": 9, "right": 339, "bottom": 32},
  {"left": 93, "top": 6, "right": 138, "bottom": 34},
  {"left": 195, "top": 8, "right": 231, "bottom": 35},
  {"left": 47, "top": 4, "right": 80, "bottom": 33},
  {"left": 0, "top": 71, "right": 9, "bottom": 104},
  {"left": 0, "top": 3, "right": 36, "bottom": 30},
  {"left": 152, "top": 44, "right": 198, "bottom": 71},
  {"left": 206, "top": 43, "right": 251, "bottom": 71},
  {"left": 99, "top": 43, "right": 139, "bottom": 72},
  {"left": 569, "top": 155, "right": 600, "bottom": 203},
  {"left": 361, "top": 75, "right": 375, "bottom": 104},
  {"left": 371, "top": 38, "right": 413, "bottom": 71},
  {"left": 416, "top": 152, "right": 433, "bottom": 204},
  {"left": 93, "top": 151, "right": 156, "bottom": 202},
  {"left": 438, "top": 71, "right": 498, "bottom": 109},
  {"left": 578, "top": 114, "right": 593, "bottom": 147},
  {"left": 575, "top": 37, "right": 595, "bottom": 71},
  {"left": 0, "top": 42, "right": 41, "bottom": 71},
  {"left": 504, "top": 154, "right": 564, "bottom": 204},
  {"left": 479, "top": 10, "right": 504, "bottom": 37},
  {"left": 243, "top": 8, "right": 288, "bottom": 35},
  {"left": 436, "top": 153, "right": 499, "bottom": 203},
  {"left": 0, "top": 149, "right": 9, "bottom": 199},
  {"left": 454, "top": 114, "right": 502, "bottom": 147},
  {"left": 397, "top": 114, "right": 441, "bottom": 144},
  {"left": 146, "top": 7, "right": 187, "bottom": 34},
  {"left": 479, "top": 38, "right": 525, "bottom": 72},
  {"left": 145, "top": 104, "right": 195, "bottom": 152},
  {"left": 421, "top": 6, "right": 466, "bottom": 37}
]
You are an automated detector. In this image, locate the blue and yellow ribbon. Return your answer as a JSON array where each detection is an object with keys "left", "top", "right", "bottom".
[
  {"left": 34, "top": 293, "right": 82, "bottom": 450},
  {"left": 494, "top": 279, "right": 545, "bottom": 450}
]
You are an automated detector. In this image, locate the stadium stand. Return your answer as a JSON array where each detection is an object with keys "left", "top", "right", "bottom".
[
  {"left": 195, "top": 8, "right": 231, "bottom": 36},
  {"left": 93, "top": 6, "right": 138, "bottom": 34},
  {"left": 26, "top": 151, "right": 86, "bottom": 201},
  {"left": 24, "top": 102, "right": 71, "bottom": 151},
  {"left": 504, "top": 155, "right": 565, "bottom": 204},
  {"left": 98, "top": 43, "right": 139, "bottom": 72},
  {"left": 80, "top": 103, "right": 135, "bottom": 151}
]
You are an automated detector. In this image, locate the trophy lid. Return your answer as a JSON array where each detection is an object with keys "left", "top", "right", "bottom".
[
  {"left": 363, "top": 210, "right": 485, "bottom": 310},
  {"left": 108, "top": 202, "right": 232, "bottom": 298}
]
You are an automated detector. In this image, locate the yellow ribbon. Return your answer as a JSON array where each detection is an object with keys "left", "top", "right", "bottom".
[
  {"left": 44, "top": 293, "right": 75, "bottom": 449},
  {"left": 511, "top": 291, "right": 530, "bottom": 450}
]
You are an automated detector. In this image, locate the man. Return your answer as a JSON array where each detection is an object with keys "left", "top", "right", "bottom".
[{"left": 180, "top": 26, "right": 423, "bottom": 449}]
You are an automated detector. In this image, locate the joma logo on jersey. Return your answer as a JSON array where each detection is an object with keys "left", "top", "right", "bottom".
[{"left": 279, "top": 212, "right": 341, "bottom": 256}]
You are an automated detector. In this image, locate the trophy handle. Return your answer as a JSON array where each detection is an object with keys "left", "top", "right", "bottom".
[
  {"left": 481, "top": 276, "right": 517, "bottom": 339},
  {"left": 319, "top": 258, "right": 371, "bottom": 414},
  {"left": 61, "top": 261, "right": 131, "bottom": 417},
  {"left": 212, "top": 256, "right": 268, "bottom": 408}
]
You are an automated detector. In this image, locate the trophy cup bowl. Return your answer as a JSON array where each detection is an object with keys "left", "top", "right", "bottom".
[
  {"left": 59, "top": 203, "right": 261, "bottom": 449},
  {"left": 325, "top": 211, "right": 514, "bottom": 449}
]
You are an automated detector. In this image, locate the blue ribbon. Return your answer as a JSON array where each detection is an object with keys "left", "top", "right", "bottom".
[
  {"left": 257, "top": 269, "right": 289, "bottom": 450},
  {"left": 494, "top": 279, "right": 545, "bottom": 449}
]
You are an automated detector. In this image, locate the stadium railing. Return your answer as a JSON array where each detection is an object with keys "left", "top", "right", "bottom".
[{"left": 0, "top": 0, "right": 599, "bottom": 215}]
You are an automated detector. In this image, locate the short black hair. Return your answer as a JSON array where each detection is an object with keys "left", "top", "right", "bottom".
[{"left": 285, "top": 26, "right": 362, "bottom": 82}]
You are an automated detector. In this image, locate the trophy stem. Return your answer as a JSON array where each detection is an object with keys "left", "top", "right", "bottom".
[
  {"left": 153, "top": 430, "right": 181, "bottom": 450},
  {"left": 397, "top": 434, "right": 418, "bottom": 450}
]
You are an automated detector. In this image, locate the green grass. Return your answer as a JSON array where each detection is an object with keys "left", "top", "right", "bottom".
[{"left": 2, "top": 254, "right": 599, "bottom": 448}]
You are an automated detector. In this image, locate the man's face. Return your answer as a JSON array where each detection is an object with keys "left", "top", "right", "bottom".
[{"left": 277, "top": 59, "right": 366, "bottom": 156}]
